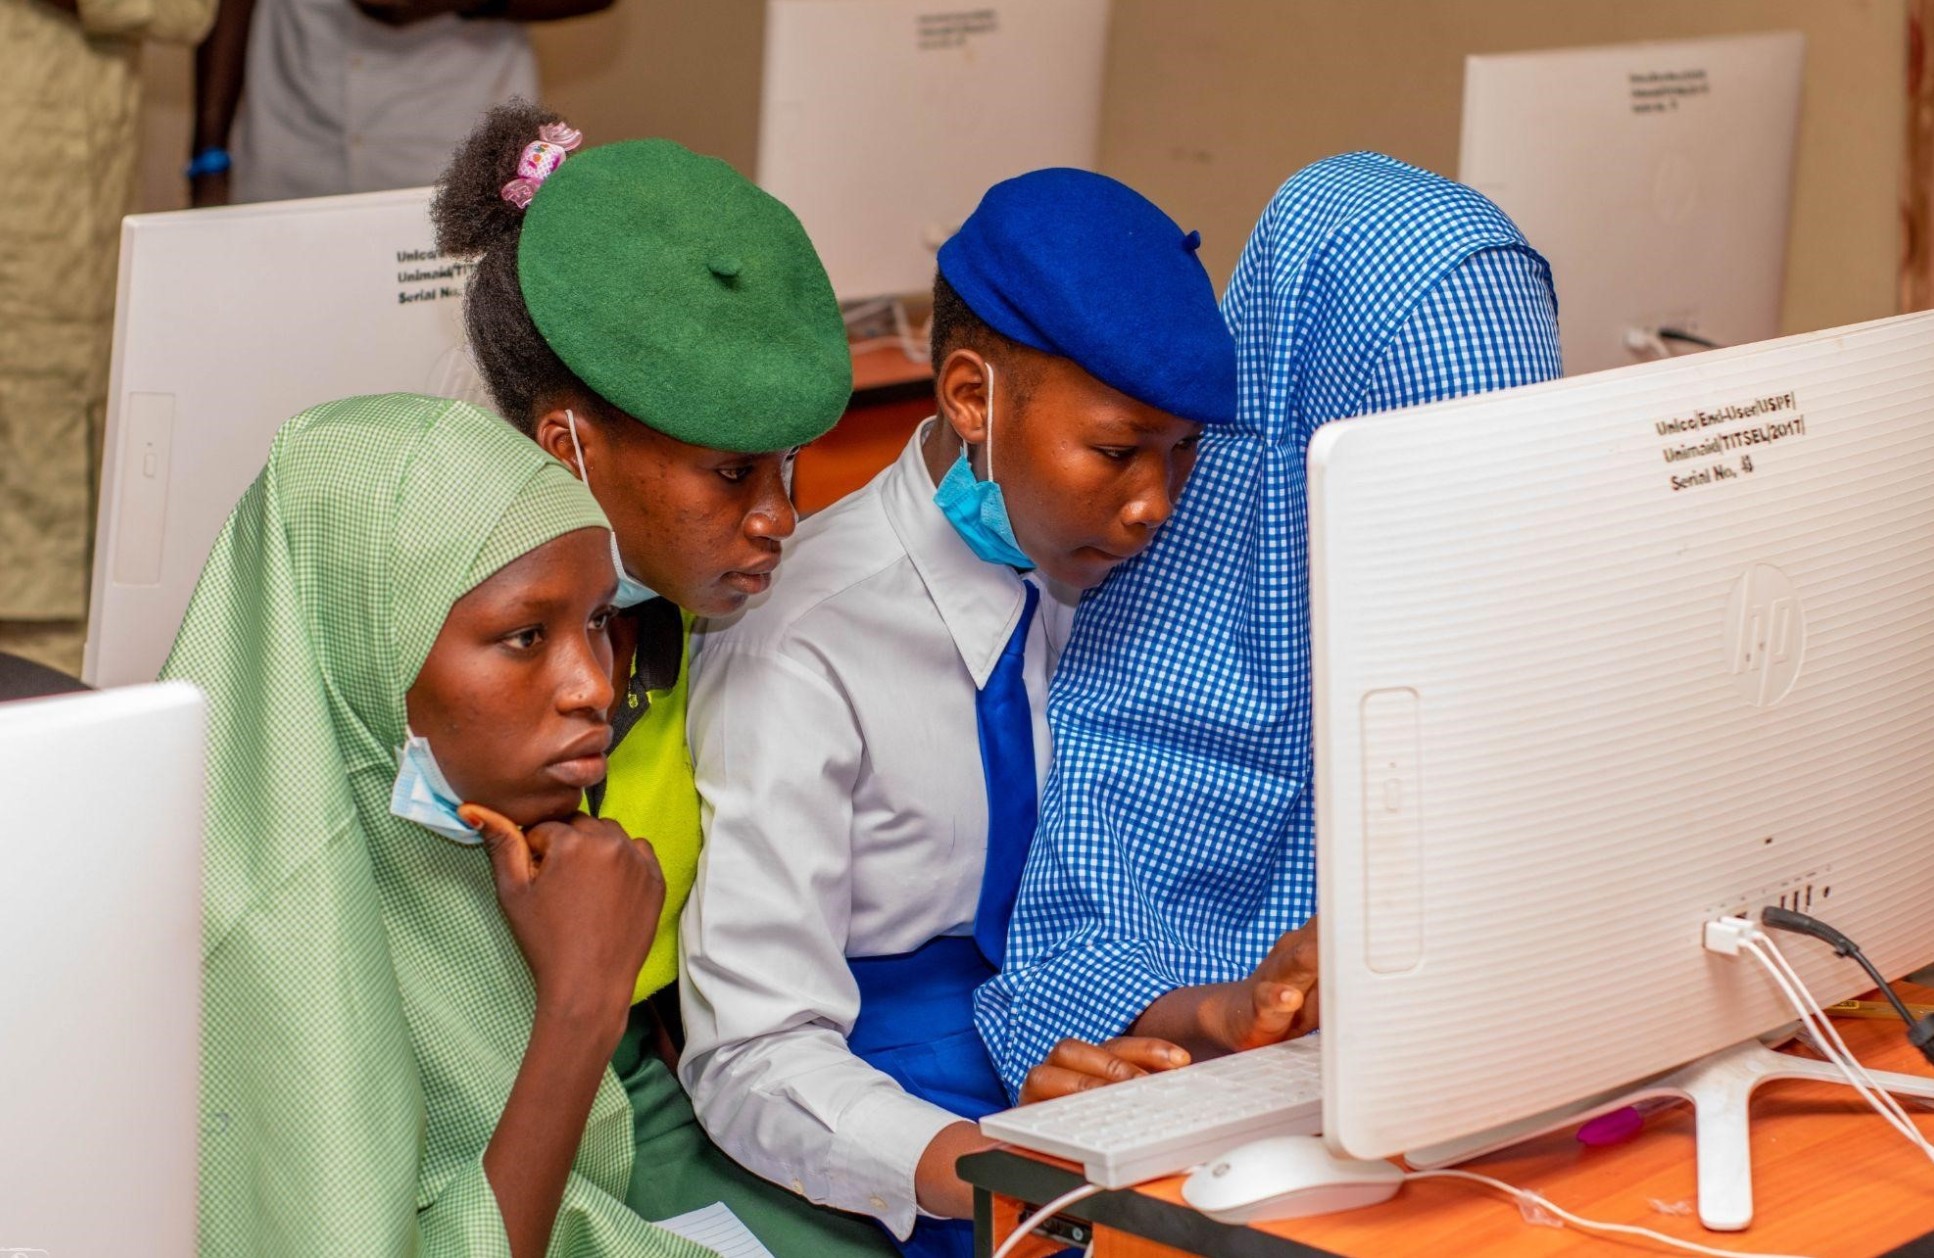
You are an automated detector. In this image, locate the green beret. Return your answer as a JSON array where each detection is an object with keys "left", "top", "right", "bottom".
[{"left": 518, "top": 139, "right": 851, "bottom": 453}]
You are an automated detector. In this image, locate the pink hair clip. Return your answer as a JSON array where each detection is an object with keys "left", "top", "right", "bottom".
[{"left": 501, "top": 122, "right": 585, "bottom": 209}]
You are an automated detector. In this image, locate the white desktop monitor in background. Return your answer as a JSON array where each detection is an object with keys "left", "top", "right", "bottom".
[
  {"left": 87, "top": 189, "right": 487, "bottom": 688},
  {"left": 0, "top": 682, "right": 206, "bottom": 1257},
  {"left": 1458, "top": 32, "right": 1805, "bottom": 376},
  {"left": 1309, "top": 310, "right": 1934, "bottom": 1227},
  {"left": 755, "top": 0, "right": 1110, "bottom": 302}
]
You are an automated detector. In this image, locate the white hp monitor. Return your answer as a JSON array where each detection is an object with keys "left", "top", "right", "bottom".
[
  {"left": 755, "top": 0, "right": 1109, "bottom": 301},
  {"left": 1459, "top": 32, "right": 1805, "bottom": 375},
  {"left": 1309, "top": 310, "right": 1934, "bottom": 1228},
  {"left": 87, "top": 189, "right": 487, "bottom": 688},
  {"left": 0, "top": 682, "right": 206, "bottom": 1256}
]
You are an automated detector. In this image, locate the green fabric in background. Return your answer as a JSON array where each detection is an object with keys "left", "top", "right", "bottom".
[
  {"left": 164, "top": 393, "right": 711, "bottom": 1257},
  {"left": 613, "top": 1016, "right": 900, "bottom": 1256}
]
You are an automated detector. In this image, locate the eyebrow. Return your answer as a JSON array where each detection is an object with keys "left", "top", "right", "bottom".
[
  {"left": 1093, "top": 410, "right": 1189, "bottom": 436},
  {"left": 481, "top": 585, "right": 613, "bottom": 616}
]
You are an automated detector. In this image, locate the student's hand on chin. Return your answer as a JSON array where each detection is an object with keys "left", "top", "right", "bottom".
[
  {"left": 1214, "top": 916, "right": 1320, "bottom": 1052},
  {"left": 1019, "top": 1036, "right": 1191, "bottom": 1104},
  {"left": 462, "top": 803, "right": 666, "bottom": 1048}
]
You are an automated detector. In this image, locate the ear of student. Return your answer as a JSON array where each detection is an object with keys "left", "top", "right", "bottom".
[
  {"left": 531, "top": 406, "right": 585, "bottom": 475},
  {"left": 938, "top": 348, "right": 993, "bottom": 446}
]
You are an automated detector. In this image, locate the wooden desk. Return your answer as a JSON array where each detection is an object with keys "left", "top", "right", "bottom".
[
  {"left": 966, "top": 984, "right": 1934, "bottom": 1258},
  {"left": 791, "top": 342, "right": 934, "bottom": 514}
]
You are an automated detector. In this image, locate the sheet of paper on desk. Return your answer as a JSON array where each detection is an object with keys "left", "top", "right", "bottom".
[{"left": 653, "top": 1202, "right": 777, "bottom": 1258}]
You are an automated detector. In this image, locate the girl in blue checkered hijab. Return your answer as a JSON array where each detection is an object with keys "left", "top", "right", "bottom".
[{"left": 976, "top": 152, "right": 1563, "bottom": 1094}]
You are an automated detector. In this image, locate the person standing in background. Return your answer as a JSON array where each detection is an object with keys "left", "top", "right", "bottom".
[
  {"left": 0, "top": 0, "right": 217, "bottom": 677},
  {"left": 189, "top": 0, "right": 610, "bottom": 207}
]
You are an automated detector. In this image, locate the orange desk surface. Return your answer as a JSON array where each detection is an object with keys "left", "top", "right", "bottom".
[
  {"left": 970, "top": 983, "right": 1934, "bottom": 1257},
  {"left": 791, "top": 345, "right": 934, "bottom": 514}
]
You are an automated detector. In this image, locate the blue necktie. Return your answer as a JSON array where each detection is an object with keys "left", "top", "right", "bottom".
[{"left": 972, "top": 580, "right": 1040, "bottom": 967}]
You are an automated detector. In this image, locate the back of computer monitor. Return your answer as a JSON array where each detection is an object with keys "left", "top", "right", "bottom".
[
  {"left": 1308, "top": 310, "right": 1934, "bottom": 1159},
  {"left": 0, "top": 682, "right": 205, "bottom": 1255},
  {"left": 87, "top": 189, "right": 488, "bottom": 688},
  {"left": 1459, "top": 32, "right": 1804, "bottom": 376},
  {"left": 755, "top": 0, "right": 1109, "bottom": 301}
]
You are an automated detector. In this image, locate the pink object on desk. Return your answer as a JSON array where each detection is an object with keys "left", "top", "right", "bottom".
[{"left": 1576, "top": 1105, "right": 1645, "bottom": 1147}]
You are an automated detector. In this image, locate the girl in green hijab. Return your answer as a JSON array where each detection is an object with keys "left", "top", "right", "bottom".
[{"left": 166, "top": 395, "right": 891, "bottom": 1255}]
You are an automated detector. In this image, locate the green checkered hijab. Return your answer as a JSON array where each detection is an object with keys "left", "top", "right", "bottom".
[{"left": 164, "top": 394, "right": 711, "bottom": 1257}]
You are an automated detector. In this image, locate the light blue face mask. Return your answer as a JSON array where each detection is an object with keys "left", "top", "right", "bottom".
[
  {"left": 389, "top": 728, "right": 481, "bottom": 844},
  {"left": 566, "top": 408, "right": 657, "bottom": 608},
  {"left": 933, "top": 361, "right": 1035, "bottom": 571}
]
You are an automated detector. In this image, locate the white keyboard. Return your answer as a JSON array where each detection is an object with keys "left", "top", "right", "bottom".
[{"left": 978, "top": 1037, "right": 1324, "bottom": 1188}]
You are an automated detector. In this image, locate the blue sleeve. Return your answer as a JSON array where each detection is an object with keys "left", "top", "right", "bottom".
[{"left": 973, "top": 245, "right": 1562, "bottom": 1099}]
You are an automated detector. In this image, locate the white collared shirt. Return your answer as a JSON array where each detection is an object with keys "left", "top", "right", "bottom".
[{"left": 679, "top": 420, "right": 1075, "bottom": 1236}]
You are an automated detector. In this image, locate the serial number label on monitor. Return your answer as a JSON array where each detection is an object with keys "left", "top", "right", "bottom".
[
  {"left": 1629, "top": 67, "right": 1710, "bottom": 114},
  {"left": 916, "top": 8, "right": 997, "bottom": 51},
  {"left": 1653, "top": 389, "right": 1807, "bottom": 493},
  {"left": 393, "top": 245, "right": 475, "bottom": 307}
]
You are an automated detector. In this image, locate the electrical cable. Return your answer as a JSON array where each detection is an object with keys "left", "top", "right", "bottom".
[
  {"left": 990, "top": 1182, "right": 1102, "bottom": 1258},
  {"left": 1740, "top": 937, "right": 1934, "bottom": 1155},
  {"left": 1745, "top": 935, "right": 1934, "bottom": 1161},
  {"left": 1398, "top": 917, "right": 1934, "bottom": 1254},
  {"left": 1403, "top": 1169, "right": 1810, "bottom": 1258},
  {"left": 1656, "top": 327, "right": 1724, "bottom": 350},
  {"left": 1624, "top": 326, "right": 1726, "bottom": 360},
  {"left": 1009, "top": 919, "right": 1929, "bottom": 1258},
  {"left": 1759, "top": 906, "right": 1934, "bottom": 1065},
  {"left": 1010, "top": 1141, "right": 1814, "bottom": 1257}
]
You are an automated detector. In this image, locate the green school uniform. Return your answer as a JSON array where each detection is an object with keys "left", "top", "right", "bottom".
[
  {"left": 167, "top": 393, "right": 891, "bottom": 1257},
  {"left": 591, "top": 598, "right": 701, "bottom": 1005}
]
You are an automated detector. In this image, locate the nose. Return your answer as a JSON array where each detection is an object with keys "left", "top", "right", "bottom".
[
  {"left": 746, "top": 465, "right": 798, "bottom": 543},
  {"left": 558, "top": 623, "right": 616, "bottom": 718},
  {"left": 1120, "top": 464, "right": 1177, "bottom": 532}
]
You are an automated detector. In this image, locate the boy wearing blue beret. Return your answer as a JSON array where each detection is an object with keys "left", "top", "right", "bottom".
[
  {"left": 976, "top": 153, "right": 1566, "bottom": 1104},
  {"left": 678, "top": 168, "right": 1237, "bottom": 1257}
]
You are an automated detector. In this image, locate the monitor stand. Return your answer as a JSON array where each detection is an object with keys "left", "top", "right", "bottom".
[{"left": 1400, "top": 1031, "right": 1934, "bottom": 1231}]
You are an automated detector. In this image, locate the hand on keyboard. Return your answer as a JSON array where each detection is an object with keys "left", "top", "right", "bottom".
[{"left": 1019, "top": 1035, "right": 1192, "bottom": 1103}]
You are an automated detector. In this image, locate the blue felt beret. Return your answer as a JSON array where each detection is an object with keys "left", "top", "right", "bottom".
[{"left": 937, "top": 168, "right": 1236, "bottom": 425}]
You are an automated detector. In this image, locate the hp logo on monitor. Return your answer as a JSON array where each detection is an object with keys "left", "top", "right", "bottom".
[{"left": 1726, "top": 564, "right": 1805, "bottom": 707}]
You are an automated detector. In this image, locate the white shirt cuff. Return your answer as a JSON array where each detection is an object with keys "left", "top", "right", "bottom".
[{"left": 819, "top": 1085, "right": 963, "bottom": 1239}]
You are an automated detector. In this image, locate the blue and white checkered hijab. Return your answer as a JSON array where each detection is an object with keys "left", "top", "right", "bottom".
[{"left": 977, "top": 153, "right": 1563, "bottom": 1094}]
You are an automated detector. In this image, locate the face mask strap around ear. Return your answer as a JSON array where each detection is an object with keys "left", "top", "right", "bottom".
[
  {"left": 955, "top": 360, "right": 1000, "bottom": 485},
  {"left": 565, "top": 407, "right": 590, "bottom": 481},
  {"left": 981, "top": 360, "right": 1000, "bottom": 484},
  {"left": 562, "top": 407, "right": 659, "bottom": 609}
]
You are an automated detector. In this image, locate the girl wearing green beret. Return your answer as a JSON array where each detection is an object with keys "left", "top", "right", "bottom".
[
  {"left": 171, "top": 111, "right": 895, "bottom": 1257},
  {"left": 427, "top": 100, "right": 858, "bottom": 1043},
  {"left": 430, "top": 102, "right": 896, "bottom": 1256}
]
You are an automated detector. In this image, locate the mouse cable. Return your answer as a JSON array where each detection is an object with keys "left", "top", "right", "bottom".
[
  {"left": 1001, "top": 1164, "right": 1803, "bottom": 1257},
  {"left": 990, "top": 1182, "right": 1101, "bottom": 1258},
  {"left": 1758, "top": 905, "right": 1934, "bottom": 1068},
  {"left": 1404, "top": 1169, "right": 1808, "bottom": 1258}
]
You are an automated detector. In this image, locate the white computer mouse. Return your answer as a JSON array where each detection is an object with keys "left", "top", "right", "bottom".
[{"left": 1181, "top": 1134, "right": 1404, "bottom": 1224}]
